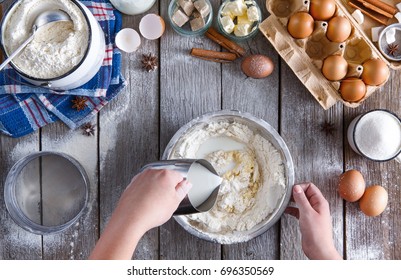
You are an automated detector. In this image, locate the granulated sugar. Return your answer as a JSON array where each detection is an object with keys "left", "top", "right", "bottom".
[{"left": 355, "top": 111, "right": 401, "bottom": 160}]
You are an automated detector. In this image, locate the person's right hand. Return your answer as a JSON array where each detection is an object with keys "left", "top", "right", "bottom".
[
  {"left": 117, "top": 168, "right": 192, "bottom": 234},
  {"left": 285, "top": 183, "right": 342, "bottom": 260},
  {"left": 89, "top": 168, "right": 191, "bottom": 260}
]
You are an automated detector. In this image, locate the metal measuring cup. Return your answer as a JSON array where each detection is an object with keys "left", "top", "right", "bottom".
[{"left": 141, "top": 159, "right": 221, "bottom": 215}]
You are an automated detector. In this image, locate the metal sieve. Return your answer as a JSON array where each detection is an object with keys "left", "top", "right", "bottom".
[{"left": 4, "top": 151, "right": 89, "bottom": 235}]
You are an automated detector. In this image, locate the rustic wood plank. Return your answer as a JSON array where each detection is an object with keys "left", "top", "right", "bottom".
[
  {"left": 40, "top": 120, "right": 98, "bottom": 260},
  {"left": 221, "top": 0, "right": 282, "bottom": 260},
  {"left": 344, "top": 70, "right": 401, "bottom": 260},
  {"left": 98, "top": 8, "right": 160, "bottom": 260},
  {"left": 280, "top": 62, "right": 344, "bottom": 260},
  {"left": 159, "top": 0, "right": 222, "bottom": 260},
  {"left": 0, "top": 133, "right": 42, "bottom": 259}
]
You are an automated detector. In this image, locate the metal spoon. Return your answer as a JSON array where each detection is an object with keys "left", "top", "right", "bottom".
[{"left": 0, "top": 9, "right": 71, "bottom": 71}]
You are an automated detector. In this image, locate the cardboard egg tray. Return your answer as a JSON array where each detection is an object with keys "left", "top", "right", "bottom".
[{"left": 259, "top": 0, "right": 398, "bottom": 109}]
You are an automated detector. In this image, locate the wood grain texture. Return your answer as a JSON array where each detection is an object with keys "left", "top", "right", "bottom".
[
  {"left": 2, "top": 0, "right": 401, "bottom": 261},
  {"left": 279, "top": 61, "right": 344, "bottom": 260},
  {"left": 98, "top": 6, "right": 160, "bottom": 260},
  {"left": 0, "top": 133, "right": 41, "bottom": 259},
  {"left": 159, "top": 0, "right": 222, "bottom": 260},
  {"left": 344, "top": 70, "right": 401, "bottom": 260}
]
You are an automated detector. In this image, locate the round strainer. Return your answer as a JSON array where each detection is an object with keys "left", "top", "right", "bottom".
[{"left": 4, "top": 151, "right": 89, "bottom": 235}]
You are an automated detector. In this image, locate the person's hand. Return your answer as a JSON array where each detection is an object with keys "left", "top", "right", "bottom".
[
  {"left": 285, "top": 183, "right": 342, "bottom": 260},
  {"left": 89, "top": 169, "right": 191, "bottom": 260},
  {"left": 116, "top": 168, "right": 192, "bottom": 234}
]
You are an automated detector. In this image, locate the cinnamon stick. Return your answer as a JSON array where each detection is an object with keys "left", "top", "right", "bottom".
[
  {"left": 349, "top": 0, "right": 390, "bottom": 25},
  {"left": 190, "top": 48, "right": 237, "bottom": 63},
  {"left": 357, "top": 0, "right": 397, "bottom": 15},
  {"left": 205, "top": 27, "right": 246, "bottom": 57}
]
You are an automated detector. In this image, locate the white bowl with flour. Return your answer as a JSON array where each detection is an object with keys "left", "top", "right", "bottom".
[
  {"left": 0, "top": 0, "right": 105, "bottom": 90},
  {"left": 163, "top": 110, "right": 294, "bottom": 244}
]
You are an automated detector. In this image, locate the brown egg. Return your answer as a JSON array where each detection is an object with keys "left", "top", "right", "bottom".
[
  {"left": 338, "top": 169, "right": 365, "bottom": 202},
  {"left": 339, "top": 78, "right": 366, "bottom": 102},
  {"left": 322, "top": 55, "right": 348, "bottom": 81},
  {"left": 327, "top": 16, "right": 352, "bottom": 42},
  {"left": 361, "top": 59, "right": 389, "bottom": 86},
  {"left": 241, "top": 55, "right": 274, "bottom": 78},
  {"left": 309, "top": 0, "right": 337, "bottom": 21},
  {"left": 359, "top": 185, "right": 388, "bottom": 217},
  {"left": 287, "top": 12, "right": 314, "bottom": 39}
]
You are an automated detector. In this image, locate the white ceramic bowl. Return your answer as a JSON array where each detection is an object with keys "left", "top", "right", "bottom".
[
  {"left": 0, "top": 0, "right": 105, "bottom": 90},
  {"left": 162, "top": 110, "right": 295, "bottom": 244}
]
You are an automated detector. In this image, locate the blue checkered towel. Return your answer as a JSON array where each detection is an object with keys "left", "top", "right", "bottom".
[{"left": 0, "top": 0, "right": 127, "bottom": 138}]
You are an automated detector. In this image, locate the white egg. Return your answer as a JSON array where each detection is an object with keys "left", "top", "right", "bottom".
[
  {"left": 139, "top": 13, "right": 165, "bottom": 40},
  {"left": 115, "top": 28, "right": 141, "bottom": 53}
]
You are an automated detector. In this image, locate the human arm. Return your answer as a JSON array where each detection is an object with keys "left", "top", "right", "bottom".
[
  {"left": 89, "top": 169, "right": 192, "bottom": 260},
  {"left": 285, "top": 183, "right": 343, "bottom": 260}
]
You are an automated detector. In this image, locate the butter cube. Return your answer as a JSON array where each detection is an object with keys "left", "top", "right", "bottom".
[
  {"left": 221, "top": 15, "right": 235, "bottom": 33},
  {"left": 178, "top": 0, "right": 195, "bottom": 16},
  {"left": 237, "top": 15, "right": 252, "bottom": 25},
  {"left": 190, "top": 16, "right": 205, "bottom": 31},
  {"left": 247, "top": 6, "right": 259, "bottom": 22},
  {"left": 194, "top": 0, "right": 211, "bottom": 18},
  {"left": 223, "top": 0, "right": 247, "bottom": 17},
  {"left": 234, "top": 23, "right": 251, "bottom": 37},
  {"left": 172, "top": 9, "right": 189, "bottom": 27}
]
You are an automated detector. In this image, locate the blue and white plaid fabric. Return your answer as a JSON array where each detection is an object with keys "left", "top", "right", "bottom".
[{"left": 0, "top": 0, "right": 127, "bottom": 138}]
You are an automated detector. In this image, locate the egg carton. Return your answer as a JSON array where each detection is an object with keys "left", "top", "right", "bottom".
[{"left": 260, "top": 0, "right": 393, "bottom": 109}]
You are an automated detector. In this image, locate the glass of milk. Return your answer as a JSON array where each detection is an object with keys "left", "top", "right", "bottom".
[
  {"left": 109, "top": 0, "right": 157, "bottom": 15},
  {"left": 347, "top": 109, "right": 401, "bottom": 162}
]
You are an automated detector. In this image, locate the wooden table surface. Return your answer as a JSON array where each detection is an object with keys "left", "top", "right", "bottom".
[{"left": 1, "top": 0, "right": 400, "bottom": 260}]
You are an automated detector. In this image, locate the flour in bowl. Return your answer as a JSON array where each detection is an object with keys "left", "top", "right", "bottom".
[
  {"left": 170, "top": 121, "right": 286, "bottom": 243},
  {"left": 2, "top": 0, "right": 89, "bottom": 79}
]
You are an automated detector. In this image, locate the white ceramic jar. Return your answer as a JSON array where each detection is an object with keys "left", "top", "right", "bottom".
[
  {"left": 0, "top": 0, "right": 106, "bottom": 90},
  {"left": 109, "top": 0, "right": 156, "bottom": 15}
]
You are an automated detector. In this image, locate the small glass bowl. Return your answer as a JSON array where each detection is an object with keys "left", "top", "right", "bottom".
[
  {"left": 217, "top": 0, "right": 262, "bottom": 42},
  {"left": 168, "top": 0, "right": 213, "bottom": 36},
  {"left": 4, "top": 152, "right": 89, "bottom": 235}
]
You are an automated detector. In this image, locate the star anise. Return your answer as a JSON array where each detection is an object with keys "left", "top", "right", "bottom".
[
  {"left": 387, "top": 44, "right": 399, "bottom": 56},
  {"left": 320, "top": 120, "right": 336, "bottom": 136},
  {"left": 71, "top": 96, "right": 88, "bottom": 111},
  {"left": 141, "top": 53, "right": 158, "bottom": 72},
  {"left": 80, "top": 122, "right": 96, "bottom": 136}
]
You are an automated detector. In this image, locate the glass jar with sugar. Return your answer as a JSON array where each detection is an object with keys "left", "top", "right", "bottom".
[
  {"left": 347, "top": 109, "right": 401, "bottom": 162},
  {"left": 109, "top": 0, "right": 156, "bottom": 15}
]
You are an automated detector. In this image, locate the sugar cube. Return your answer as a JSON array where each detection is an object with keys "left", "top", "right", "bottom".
[
  {"left": 190, "top": 16, "right": 206, "bottom": 31},
  {"left": 172, "top": 9, "right": 189, "bottom": 27},
  {"left": 194, "top": 0, "right": 211, "bottom": 18},
  {"left": 179, "top": 0, "right": 195, "bottom": 16}
]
